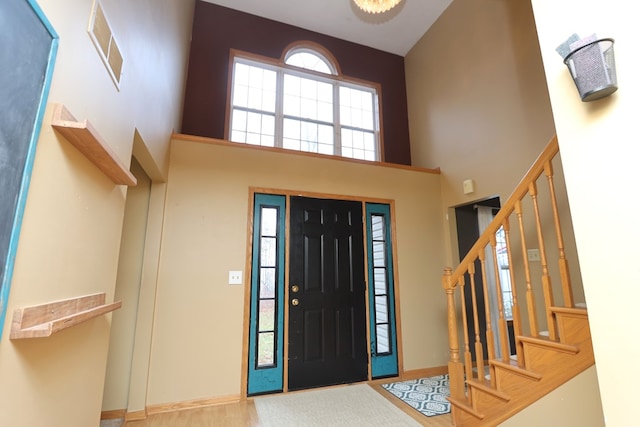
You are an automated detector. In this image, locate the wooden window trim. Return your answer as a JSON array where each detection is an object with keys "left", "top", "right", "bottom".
[{"left": 224, "top": 44, "right": 385, "bottom": 161}]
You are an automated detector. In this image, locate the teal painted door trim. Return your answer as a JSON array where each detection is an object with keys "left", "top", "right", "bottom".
[
  {"left": 247, "top": 194, "right": 286, "bottom": 395},
  {"left": 366, "top": 203, "right": 399, "bottom": 378}
]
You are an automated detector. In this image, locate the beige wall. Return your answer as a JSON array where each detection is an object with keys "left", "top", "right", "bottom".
[
  {"left": 126, "top": 180, "right": 168, "bottom": 415},
  {"left": 405, "top": 0, "right": 601, "bottom": 421},
  {"left": 102, "top": 159, "right": 151, "bottom": 411},
  {"left": 1, "top": 0, "right": 621, "bottom": 423},
  {"left": 146, "top": 137, "right": 448, "bottom": 405},
  {"left": 405, "top": 0, "right": 557, "bottom": 267},
  {"left": 41, "top": 0, "right": 192, "bottom": 178},
  {"left": 405, "top": 0, "right": 586, "bottom": 336},
  {"left": 530, "top": 1, "right": 640, "bottom": 426},
  {"left": 0, "top": 1, "right": 192, "bottom": 426}
]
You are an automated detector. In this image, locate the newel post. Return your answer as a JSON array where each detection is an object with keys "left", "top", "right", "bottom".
[{"left": 443, "top": 267, "right": 465, "bottom": 401}]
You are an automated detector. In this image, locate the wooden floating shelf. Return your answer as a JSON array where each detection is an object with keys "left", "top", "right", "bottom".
[
  {"left": 10, "top": 292, "right": 122, "bottom": 339},
  {"left": 51, "top": 103, "right": 137, "bottom": 186}
]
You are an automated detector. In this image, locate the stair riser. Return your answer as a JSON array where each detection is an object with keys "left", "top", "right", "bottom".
[
  {"left": 522, "top": 337, "right": 593, "bottom": 372},
  {"left": 451, "top": 407, "right": 488, "bottom": 427},
  {"left": 469, "top": 388, "right": 510, "bottom": 412},
  {"left": 494, "top": 369, "right": 539, "bottom": 396},
  {"left": 556, "top": 314, "right": 591, "bottom": 344}
]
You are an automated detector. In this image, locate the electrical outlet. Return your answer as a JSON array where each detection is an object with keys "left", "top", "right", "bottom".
[
  {"left": 229, "top": 270, "right": 243, "bottom": 285},
  {"left": 527, "top": 249, "right": 541, "bottom": 262}
]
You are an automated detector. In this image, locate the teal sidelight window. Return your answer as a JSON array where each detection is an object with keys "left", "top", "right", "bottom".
[
  {"left": 365, "top": 203, "right": 399, "bottom": 378},
  {"left": 247, "top": 194, "right": 286, "bottom": 395}
]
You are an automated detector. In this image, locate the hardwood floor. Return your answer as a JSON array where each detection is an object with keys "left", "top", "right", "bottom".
[
  {"left": 123, "top": 384, "right": 452, "bottom": 427},
  {"left": 124, "top": 400, "right": 260, "bottom": 427}
]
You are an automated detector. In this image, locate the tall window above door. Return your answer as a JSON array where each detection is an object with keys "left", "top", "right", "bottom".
[{"left": 228, "top": 43, "right": 382, "bottom": 161}]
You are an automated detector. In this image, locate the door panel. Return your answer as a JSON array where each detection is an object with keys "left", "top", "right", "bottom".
[{"left": 288, "top": 197, "right": 368, "bottom": 391}]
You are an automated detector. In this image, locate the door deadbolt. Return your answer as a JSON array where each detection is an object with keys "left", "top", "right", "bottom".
[{"left": 291, "top": 285, "right": 299, "bottom": 293}]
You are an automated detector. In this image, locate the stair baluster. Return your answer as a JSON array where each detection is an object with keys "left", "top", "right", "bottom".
[
  {"left": 460, "top": 274, "right": 474, "bottom": 402},
  {"left": 467, "top": 262, "right": 485, "bottom": 386},
  {"left": 544, "top": 161, "right": 574, "bottom": 308},
  {"left": 442, "top": 268, "right": 466, "bottom": 402},
  {"left": 502, "top": 216, "right": 525, "bottom": 366},
  {"left": 529, "top": 181, "right": 557, "bottom": 340},
  {"left": 490, "top": 232, "right": 510, "bottom": 363},
  {"left": 515, "top": 199, "right": 539, "bottom": 337},
  {"left": 478, "top": 249, "right": 496, "bottom": 386}
]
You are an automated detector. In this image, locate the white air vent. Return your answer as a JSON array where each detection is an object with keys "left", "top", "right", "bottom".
[{"left": 88, "top": 0, "right": 123, "bottom": 89}]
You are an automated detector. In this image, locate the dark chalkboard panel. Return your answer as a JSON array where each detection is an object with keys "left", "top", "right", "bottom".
[{"left": 0, "top": 0, "right": 58, "bottom": 339}]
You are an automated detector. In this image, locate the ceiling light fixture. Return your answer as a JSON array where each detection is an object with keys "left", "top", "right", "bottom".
[{"left": 353, "top": 0, "right": 403, "bottom": 14}]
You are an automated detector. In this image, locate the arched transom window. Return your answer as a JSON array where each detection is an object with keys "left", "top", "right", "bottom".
[{"left": 228, "top": 43, "right": 381, "bottom": 161}]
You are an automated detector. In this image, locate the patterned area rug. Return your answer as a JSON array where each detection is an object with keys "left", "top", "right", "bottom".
[{"left": 382, "top": 374, "right": 451, "bottom": 417}]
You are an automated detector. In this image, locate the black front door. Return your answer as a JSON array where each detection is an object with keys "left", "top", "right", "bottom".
[{"left": 288, "top": 197, "right": 368, "bottom": 390}]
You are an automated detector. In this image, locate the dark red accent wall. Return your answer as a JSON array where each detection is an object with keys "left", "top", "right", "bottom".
[{"left": 181, "top": 1, "right": 411, "bottom": 165}]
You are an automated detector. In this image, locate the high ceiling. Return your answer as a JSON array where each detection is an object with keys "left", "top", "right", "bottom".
[{"left": 200, "top": 0, "right": 453, "bottom": 56}]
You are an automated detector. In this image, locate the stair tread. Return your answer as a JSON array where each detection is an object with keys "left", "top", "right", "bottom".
[
  {"left": 517, "top": 335, "right": 580, "bottom": 354},
  {"left": 448, "top": 395, "right": 486, "bottom": 419},
  {"left": 490, "top": 358, "right": 543, "bottom": 381},
  {"left": 550, "top": 305, "right": 588, "bottom": 316},
  {"left": 467, "top": 378, "right": 511, "bottom": 402}
]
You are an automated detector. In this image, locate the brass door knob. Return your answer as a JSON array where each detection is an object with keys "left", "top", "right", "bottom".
[
  {"left": 291, "top": 298, "right": 299, "bottom": 306},
  {"left": 291, "top": 285, "right": 300, "bottom": 293}
]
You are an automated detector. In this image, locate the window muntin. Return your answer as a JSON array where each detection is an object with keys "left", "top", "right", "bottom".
[
  {"left": 283, "top": 74, "right": 333, "bottom": 122},
  {"left": 371, "top": 214, "right": 392, "bottom": 354},
  {"left": 232, "top": 63, "right": 277, "bottom": 112},
  {"left": 285, "top": 50, "right": 333, "bottom": 74},
  {"left": 230, "top": 62, "right": 277, "bottom": 147},
  {"left": 256, "top": 206, "right": 279, "bottom": 368},
  {"left": 229, "top": 48, "right": 381, "bottom": 161}
]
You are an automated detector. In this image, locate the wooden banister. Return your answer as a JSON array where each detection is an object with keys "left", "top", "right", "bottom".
[
  {"left": 442, "top": 136, "right": 582, "bottom": 418},
  {"left": 449, "top": 137, "right": 559, "bottom": 280}
]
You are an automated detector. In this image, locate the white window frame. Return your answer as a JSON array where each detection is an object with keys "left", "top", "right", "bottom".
[{"left": 227, "top": 47, "right": 383, "bottom": 162}]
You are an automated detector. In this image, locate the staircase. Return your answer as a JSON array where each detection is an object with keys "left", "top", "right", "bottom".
[{"left": 442, "top": 136, "right": 595, "bottom": 426}]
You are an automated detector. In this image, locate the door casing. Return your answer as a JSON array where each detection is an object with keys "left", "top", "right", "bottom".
[{"left": 244, "top": 191, "right": 401, "bottom": 396}]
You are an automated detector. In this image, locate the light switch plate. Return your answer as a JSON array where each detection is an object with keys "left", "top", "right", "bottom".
[
  {"left": 463, "top": 179, "right": 475, "bottom": 195},
  {"left": 229, "top": 270, "right": 243, "bottom": 285}
]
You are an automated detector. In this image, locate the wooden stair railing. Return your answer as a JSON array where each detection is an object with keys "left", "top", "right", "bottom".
[{"left": 442, "top": 136, "right": 593, "bottom": 426}]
